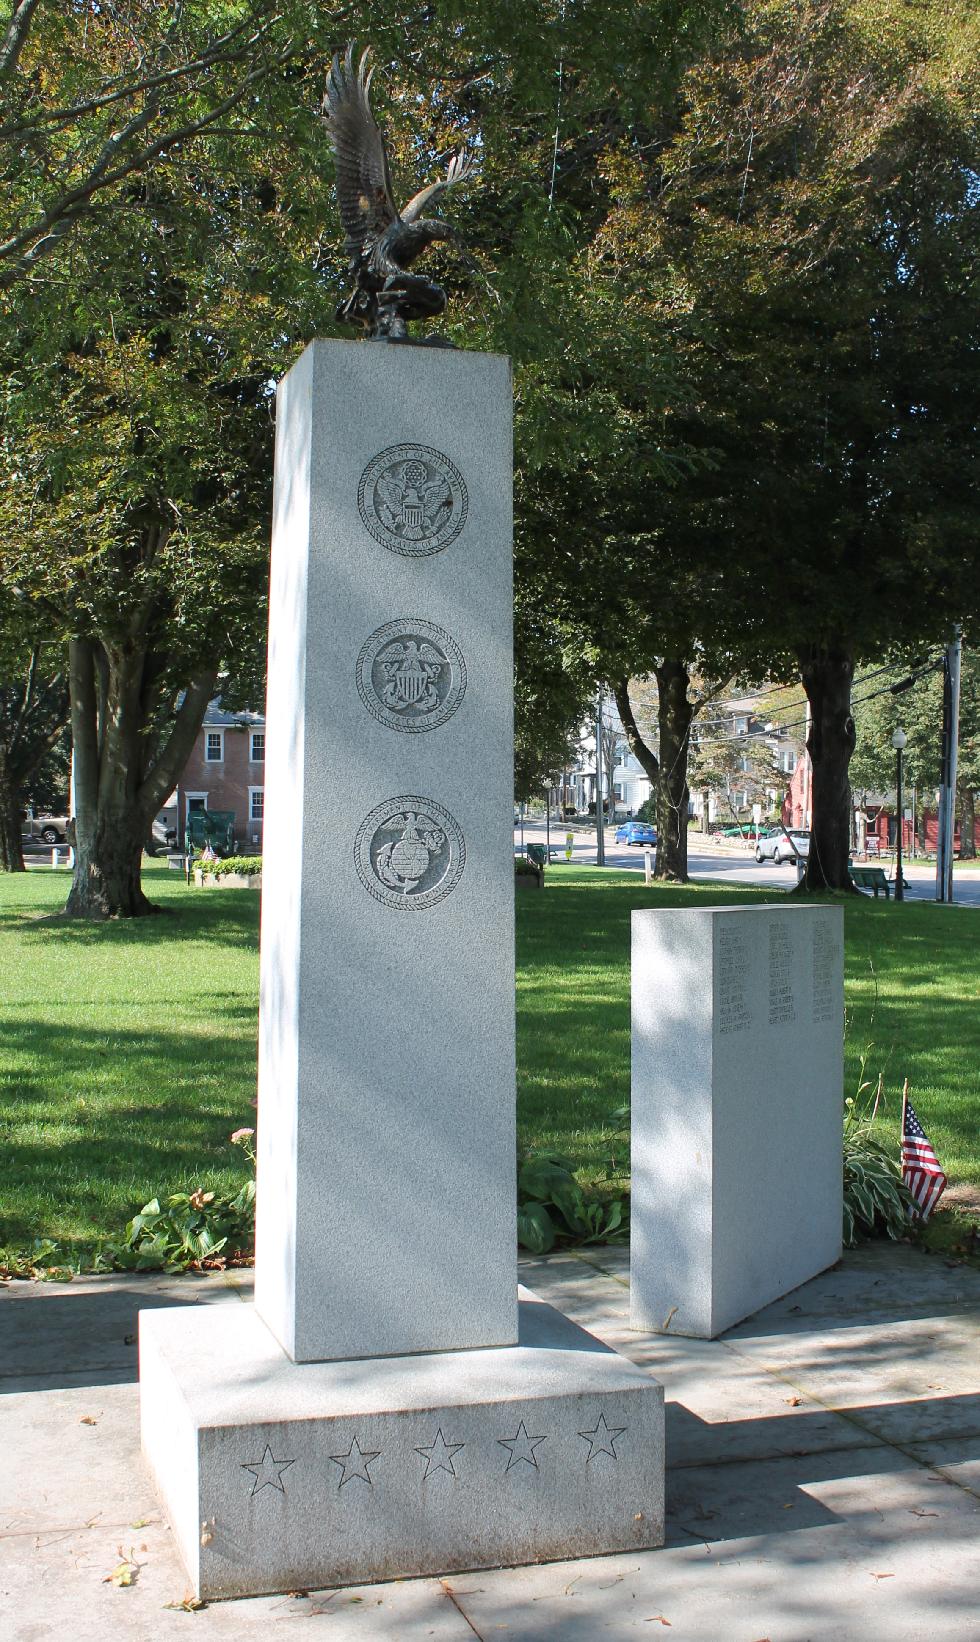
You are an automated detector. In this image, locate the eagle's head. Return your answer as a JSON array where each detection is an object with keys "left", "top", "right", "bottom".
[{"left": 414, "top": 217, "right": 453, "bottom": 244}]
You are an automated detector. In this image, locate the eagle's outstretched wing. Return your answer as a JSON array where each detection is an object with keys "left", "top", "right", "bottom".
[
  {"left": 322, "top": 44, "right": 400, "bottom": 263},
  {"left": 401, "top": 149, "right": 476, "bottom": 225}
]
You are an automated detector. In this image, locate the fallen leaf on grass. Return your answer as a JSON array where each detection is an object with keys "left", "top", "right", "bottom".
[{"left": 164, "top": 1594, "right": 207, "bottom": 1612}]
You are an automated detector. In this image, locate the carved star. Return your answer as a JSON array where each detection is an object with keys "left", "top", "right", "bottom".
[
  {"left": 415, "top": 1427, "right": 464, "bottom": 1480},
  {"left": 578, "top": 1412, "right": 627, "bottom": 1464},
  {"left": 329, "top": 1435, "right": 381, "bottom": 1488},
  {"left": 241, "top": 1443, "right": 296, "bottom": 1496},
  {"left": 498, "top": 1420, "right": 548, "bottom": 1473}
]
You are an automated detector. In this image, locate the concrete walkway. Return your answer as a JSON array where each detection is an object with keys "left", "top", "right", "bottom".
[{"left": 3, "top": 1244, "right": 979, "bottom": 1640}]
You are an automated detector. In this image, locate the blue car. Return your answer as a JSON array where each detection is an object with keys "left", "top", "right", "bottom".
[{"left": 614, "top": 821, "right": 658, "bottom": 847}]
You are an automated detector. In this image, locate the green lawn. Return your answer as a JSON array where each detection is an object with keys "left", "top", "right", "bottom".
[{"left": 1, "top": 862, "right": 977, "bottom": 1253}]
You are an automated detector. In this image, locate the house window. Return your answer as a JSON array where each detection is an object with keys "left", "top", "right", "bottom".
[
  {"left": 250, "top": 731, "right": 265, "bottom": 763},
  {"left": 205, "top": 730, "right": 224, "bottom": 763},
  {"left": 249, "top": 787, "right": 264, "bottom": 822}
]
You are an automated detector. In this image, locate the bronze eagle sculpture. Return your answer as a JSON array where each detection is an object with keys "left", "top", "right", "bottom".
[{"left": 322, "top": 45, "right": 476, "bottom": 341}]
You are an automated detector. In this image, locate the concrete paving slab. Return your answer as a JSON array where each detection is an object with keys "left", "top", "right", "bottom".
[
  {"left": 0, "top": 1271, "right": 251, "bottom": 1392},
  {"left": 2, "top": 1243, "right": 979, "bottom": 1639}
]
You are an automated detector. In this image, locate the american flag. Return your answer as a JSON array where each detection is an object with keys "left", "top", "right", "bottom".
[{"left": 901, "top": 1093, "right": 947, "bottom": 1221}]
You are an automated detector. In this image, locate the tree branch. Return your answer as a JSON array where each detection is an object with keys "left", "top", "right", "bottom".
[
  {"left": 614, "top": 679, "right": 660, "bottom": 786},
  {"left": 0, "top": 7, "right": 275, "bottom": 138},
  {"left": 138, "top": 670, "right": 217, "bottom": 821},
  {"left": 0, "top": 40, "right": 311, "bottom": 288},
  {"left": 0, "top": 0, "right": 40, "bottom": 81},
  {"left": 68, "top": 637, "right": 99, "bottom": 850}
]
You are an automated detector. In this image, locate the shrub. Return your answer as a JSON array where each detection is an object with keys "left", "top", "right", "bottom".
[
  {"left": 843, "top": 1067, "right": 914, "bottom": 1246},
  {"left": 206, "top": 856, "right": 262, "bottom": 878},
  {"left": 517, "top": 1149, "right": 628, "bottom": 1254},
  {"left": 111, "top": 1128, "right": 256, "bottom": 1270}
]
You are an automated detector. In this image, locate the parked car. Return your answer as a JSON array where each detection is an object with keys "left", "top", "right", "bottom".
[
  {"left": 755, "top": 828, "right": 811, "bottom": 864},
  {"left": 21, "top": 811, "right": 70, "bottom": 844},
  {"left": 614, "top": 820, "right": 658, "bottom": 847}
]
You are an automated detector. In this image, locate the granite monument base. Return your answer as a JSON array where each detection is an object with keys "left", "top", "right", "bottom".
[{"left": 140, "top": 1289, "right": 665, "bottom": 1600}]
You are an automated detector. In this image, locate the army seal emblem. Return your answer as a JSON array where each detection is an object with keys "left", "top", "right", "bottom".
[
  {"left": 358, "top": 444, "right": 467, "bottom": 556},
  {"left": 356, "top": 620, "right": 466, "bottom": 733},
  {"left": 354, "top": 797, "right": 465, "bottom": 910}
]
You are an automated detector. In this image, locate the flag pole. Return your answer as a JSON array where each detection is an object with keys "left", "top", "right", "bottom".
[{"left": 901, "top": 1078, "right": 909, "bottom": 1138}]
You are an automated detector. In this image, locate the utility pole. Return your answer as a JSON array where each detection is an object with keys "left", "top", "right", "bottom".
[
  {"left": 802, "top": 700, "right": 813, "bottom": 828},
  {"left": 891, "top": 728, "right": 906, "bottom": 901},
  {"left": 595, "top": 690, "right": 606, "bottom": 866},
  {"left": 936, "top": 628, "right": 962, "bottom": 903}
]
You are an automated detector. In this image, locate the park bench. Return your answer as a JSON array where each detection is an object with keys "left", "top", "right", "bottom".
[{"left": 850, "top": 865, "right": 891, "bottom": 898}]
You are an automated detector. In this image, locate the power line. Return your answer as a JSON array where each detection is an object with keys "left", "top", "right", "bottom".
[
  {"left": 691, "top": 655, "right": 940, "bottom": 732},
  {"left": 690, "top": 658, "right": 944, "bottom": 748}
]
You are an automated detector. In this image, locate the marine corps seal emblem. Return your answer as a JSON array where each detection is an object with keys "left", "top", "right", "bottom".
[
  {"left": 354, "top": 796, "right": 465, "bottom": 909},
  {"left": 356, "top": 620, "right": 466, "bottom": 733},
  {"left": 358, "top": 444, "right": 467, "bottom": 556}
]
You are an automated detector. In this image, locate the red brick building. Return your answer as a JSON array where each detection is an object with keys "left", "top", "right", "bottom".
[
  {"left": 168, "top": 703, "right": 265, "bottom": 850},
  {"left": 781, "top": 757, "right": 979, "bottom": 854}
]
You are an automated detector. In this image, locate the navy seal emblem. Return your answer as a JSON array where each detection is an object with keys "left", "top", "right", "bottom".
[{"left": 356, "top": 620, "right": 466, "bottom": 733}]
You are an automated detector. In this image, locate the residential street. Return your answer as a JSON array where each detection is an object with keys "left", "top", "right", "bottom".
[{"left": 516, "top": 825, "right": 980, "bottom": 908}]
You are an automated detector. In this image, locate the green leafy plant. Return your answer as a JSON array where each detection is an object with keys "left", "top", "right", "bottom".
[
  {"left": 201, "top": 856, "right": 262, "bottom": 878},
  {"left": 517, "top": 1149, "right": 628, "bottom": 1254},
  {"left": 843, "top": 1063, "right": 914, "bottom": 1247},
  {"left": 112, "top": 1128, "right": 256, "bottom": 1270}
]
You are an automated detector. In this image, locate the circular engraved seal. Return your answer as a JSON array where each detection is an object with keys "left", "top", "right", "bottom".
[
  {"left": 357, "top": 444, "right": 468, "bottom": 556},
  {"left": 356, "top": 620, "right": 467, "bottom": 734},
  {"left": 354, "top": 796, "right": 465, "bottom": 911}
]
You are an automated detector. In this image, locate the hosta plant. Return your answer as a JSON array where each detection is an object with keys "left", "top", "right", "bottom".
[{"left": 843, "top": 1070, "right": 914, "bottom": 1247}]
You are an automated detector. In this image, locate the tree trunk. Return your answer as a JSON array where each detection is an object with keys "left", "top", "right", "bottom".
[
  {"left": 959, "top": 783, "right": 976, "bottom": 860},
  {"left": 653, "top": 657, "right": 693, "bottom": 881},
  {"left": 65, "top": 635, "right": 216, "bottom": 918},
  {"left": 66, "top": 809, "right": 153, "bottom": 917},
  {"left": 798, "top": 643, "right": 858, "bottom": 892},
  {"left": 0, "top": 748, "right": 25, "bottom": 870}
]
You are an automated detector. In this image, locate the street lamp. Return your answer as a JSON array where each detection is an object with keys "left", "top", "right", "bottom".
[{"left": 891, "top": 727, "right": 907, "bottom": 902}]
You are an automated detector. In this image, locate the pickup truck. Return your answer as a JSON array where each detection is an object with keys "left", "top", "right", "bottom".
[{"left": 22, "top": 812, "right": 70, "bottom": 844}]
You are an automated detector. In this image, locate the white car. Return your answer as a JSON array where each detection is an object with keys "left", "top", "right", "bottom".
[{"left": 755, "top": 828, "right": 811, "bottom": 864}]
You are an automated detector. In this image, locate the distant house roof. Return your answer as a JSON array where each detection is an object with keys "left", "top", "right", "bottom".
[{"left": 201, "top": 699, "right": 265, "bottom": 728}]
